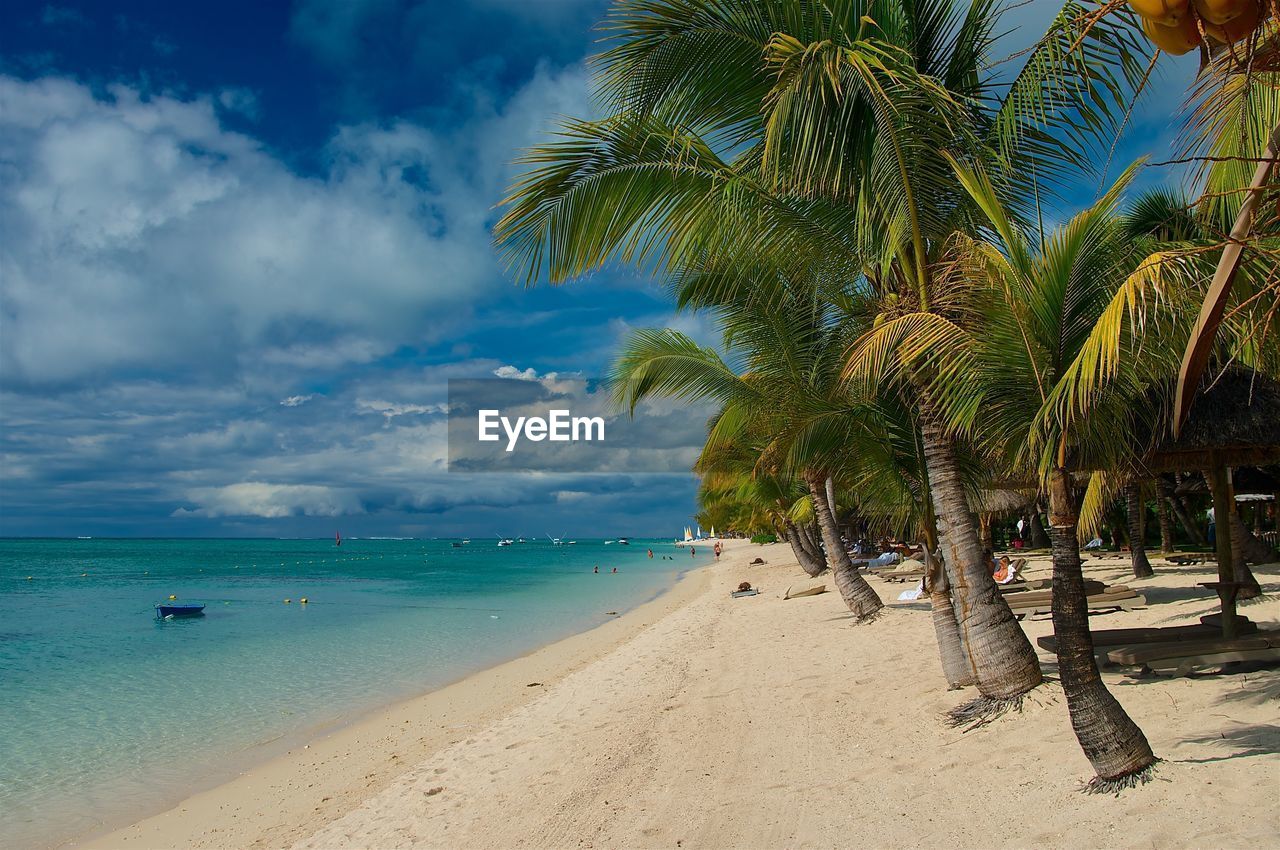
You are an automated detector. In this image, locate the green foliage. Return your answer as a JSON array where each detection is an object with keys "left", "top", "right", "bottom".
[{"left": 751, "top": 533, "right": 779, "bottom": 544}]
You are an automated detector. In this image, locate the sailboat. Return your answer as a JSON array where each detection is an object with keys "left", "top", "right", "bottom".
[
  {"left": 335, "top": 530, "right": 342, "bottom": 547},
  {"left": 710, "top": 526, "right": 716, "bottom": 539},
  {"left": 679, "top": 527, "right": 693, "bottom": 546}
]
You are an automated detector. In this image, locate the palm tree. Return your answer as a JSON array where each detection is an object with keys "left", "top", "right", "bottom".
[
  {"left": 608, "top": 282, "right": 885, "bottom": 618},
  {"left": 897, "top": 159, "right": 1160, "bottom": 784},
  {"left": 496, "top": 0, "right": 1148, "bottom": 710}
]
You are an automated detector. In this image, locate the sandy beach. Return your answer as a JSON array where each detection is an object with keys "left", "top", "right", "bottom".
[{"left": 83, "top": 539, "right": 1279, "bottom": 849}]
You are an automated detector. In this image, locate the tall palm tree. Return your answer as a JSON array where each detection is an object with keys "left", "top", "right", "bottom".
[
  {"left": 608, "top": 283, "right": 886, "bottom": 617},
  {"left": 496, "top": 0, "right": 1148, "bottom": 710},
  {"left": 931, "top": 160, "right": 1158, "bottom": 785}
]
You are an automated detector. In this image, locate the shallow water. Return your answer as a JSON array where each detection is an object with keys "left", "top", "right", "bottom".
[{"left": 0, "top": 537, "right": 696, "bottom": 848}]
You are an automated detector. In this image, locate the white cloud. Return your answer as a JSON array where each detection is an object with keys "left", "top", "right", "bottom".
[
  {"left": 177, "top": 482, "right": 364, "bottom": 518},
  {"left": 0, "top": 66, "right": 590, "bottom": 389},
  {"left": 280, "top": 394, "right": 315, "bottom": 407},
  {"left": 355, "top": 398, "right": 446, "bottom": 421}
]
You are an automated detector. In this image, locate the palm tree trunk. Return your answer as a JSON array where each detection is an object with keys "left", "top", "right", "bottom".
[
  {"left": 1125, "top": 487, "right": 1154, "bottom": 578},
  {"left": 785, "top": 519, "right": 827, "bottom": 577},
  {"left": 1156, "top": 487, "right": 1175, "bottom": 554},
  {"left": 1028, "top": 507, "right": 1050, "bottom": 549},
  {"left": 1048, "top": 467, "right": 1157, "bottom": 786},
  {"left": 1160, "top": 476, "right": 1203, "bottom": 547},
  {"left": 806, "top": 471, "right": 882, "bottom": 618},
  {"left": 918, "top": 405, "right": 1041, "bottom": 701},
  {"left": 927, "top": 549, "right": 975, "bottom": 689},
  {"left": 1226, "top": 510, "right": 1265, "bottom": 599}
]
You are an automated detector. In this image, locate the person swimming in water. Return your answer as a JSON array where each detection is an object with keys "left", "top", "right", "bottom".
[{"left": 593, "top": 565, "right": 598, "bottom": 573}]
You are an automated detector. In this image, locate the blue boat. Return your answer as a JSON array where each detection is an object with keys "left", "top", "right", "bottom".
[{"left": 155, "top": 603, "right": 205, "bottom": 619}]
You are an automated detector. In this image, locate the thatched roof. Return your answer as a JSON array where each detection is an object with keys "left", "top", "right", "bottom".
[
  {"left": 970, "top": 488, "right": 1034, "bottom": 514},
  {"left": 1147, "top": 368, "right": 1280, "bottom": 473}
]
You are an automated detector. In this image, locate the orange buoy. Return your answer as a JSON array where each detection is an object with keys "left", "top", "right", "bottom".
[
  {"left": 1204, "top": 0, "right": 1260, "bottom": 40},
  {"left": 1143, "top": 14, "right": 1202, "bottom": 53},
  {"left": 1130, "top": 0, "right": 1191, "bottom": 24},
  {"left": 1193, "top": 0, "right": 1253, "bottom": 24}
]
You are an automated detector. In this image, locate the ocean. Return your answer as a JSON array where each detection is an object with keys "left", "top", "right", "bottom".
[{"left": 0, "top": 537, "right": 698, "bottom": 849}]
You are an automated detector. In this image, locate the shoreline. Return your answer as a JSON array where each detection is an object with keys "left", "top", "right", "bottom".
[
  {"left": 72, "top": 547, "right": 723, "bottom": 850},
  {"left": 73, "top": 543, "right": 1280, "bottom": 849}
]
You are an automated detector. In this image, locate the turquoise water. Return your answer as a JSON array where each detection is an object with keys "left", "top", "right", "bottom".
[{"left": 0, "top": 537, "right": 697, "bottom": 849}]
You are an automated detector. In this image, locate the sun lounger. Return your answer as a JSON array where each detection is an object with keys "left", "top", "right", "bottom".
[
  {"left": 1036, "top": 621, "right": 1259, "bottom": 654},
  {"left": 1164, "top": 553, "right": 1216, "bottom": 565},
  {"left": 730, "top": 588, "right": 760, "bottom": 598},
  {"left": 1008, "top": 587, "right": 1144, "bottom": 619},
  {"left": 1105, "top": 633, "right": 1280, "bottom": 676}
]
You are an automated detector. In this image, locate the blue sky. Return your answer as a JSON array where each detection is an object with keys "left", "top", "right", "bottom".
[{"left": 0, "top": 1, "right": 1196, "bottom": 537}]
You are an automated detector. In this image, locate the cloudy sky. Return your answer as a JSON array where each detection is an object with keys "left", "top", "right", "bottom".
[{"left": 1, "top": 1, "right": 1194, "bottom": 537}]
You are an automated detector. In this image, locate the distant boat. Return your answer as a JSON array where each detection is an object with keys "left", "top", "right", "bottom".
[
  {"left": 155, "top": 603, "right": 205, "bottom": 619},
  {"left": 710, "top": 526, "right": 716, "bottom": 539},
  {"left": 451, "top": 542, "right": 464, "bottom": 548},
  {"left": 77, "top": 536, "right": 92, "bottom": 540},
  {"left": 617, "top": 537, "right": 630, "bottom": 545},
  {"left": 497, "top": 536, "right": 513, "bottom": 546},
  {"left": 335, "top": 531, "right": 342, "bottom": 547}
]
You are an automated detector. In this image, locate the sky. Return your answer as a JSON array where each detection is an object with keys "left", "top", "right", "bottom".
[{"left": 0, "top": 1, "right": 1196, "bottom": 538}]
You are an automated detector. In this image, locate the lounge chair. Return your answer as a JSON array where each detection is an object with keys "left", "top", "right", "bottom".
[
  {"left": 1007, "top": 586, "right": 1146, "bottom": 619},
  {"left": 1105, "top": 633, "right": 1280, "bottom": 677},
  {"left": 1036, "top": 620, "right": 1259, "bottom": 654}
]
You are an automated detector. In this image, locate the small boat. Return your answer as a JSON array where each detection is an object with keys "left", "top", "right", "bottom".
[
  {"left": 335, "top": 530, "right": 342, "bottom": 547},
  {"left": 451, "top": 542, "right": 464, "bottom": 548},
  {"left": 617, "top": 537, "right": 630, "bottom": 545},
  {"left": 155, "top": 602, "right": 205, "bottom": 619}
]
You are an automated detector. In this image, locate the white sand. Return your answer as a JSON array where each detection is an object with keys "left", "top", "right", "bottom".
[{"left": 85, "top": 540, "right": 1279, "bottom": 849}]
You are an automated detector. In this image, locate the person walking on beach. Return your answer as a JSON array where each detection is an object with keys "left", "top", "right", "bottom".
[{"left": 713, "top": 541, "right": 722, "bottom": 561}]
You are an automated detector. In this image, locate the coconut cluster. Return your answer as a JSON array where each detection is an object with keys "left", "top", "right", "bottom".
[{"left": 1132, "top": 0, "right": 1267, "bottom": 55}]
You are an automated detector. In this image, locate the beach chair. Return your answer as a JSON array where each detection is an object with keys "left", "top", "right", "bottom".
[
  {"left": 1036, "top": 620, "right": 1259, "bottom": 655},
  {"left": 1105, "top": 633, "right": 1280, "bottom": 677},
  {"left": 1007, "top": 586, "right": 1145, "bottom": 619}
]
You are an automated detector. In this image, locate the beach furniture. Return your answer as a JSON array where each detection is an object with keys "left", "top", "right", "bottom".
[
  {"left": 1005, "top": 585, "right": 1145, "bottom": 619},
  {"left": 1036, "top": 617, "right": 1259, "bottom": 654},
  {"left": 878, "top": 558, "right": 925, "bottom": 582},
  {"left": 155, "top": 602, "right": 205, "bottom": 619},
  {"left": 730, "top": 588, "right": 760, "bottom": 598},
  {"left": 1104, "top": 632, "right": 1280, "bottom": 677}
]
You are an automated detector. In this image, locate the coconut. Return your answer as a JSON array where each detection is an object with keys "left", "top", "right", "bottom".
[
  {"left": 1204, "top": 0, "right": 1261, "bottom": 40},
  {"left": 1129, "top": 0, "right": 1192, "bottom": 24},
  {"left": 1142, "top": 14, "right": 1203, "bottom": 53},
  {"left": 1193, "top": 0, "right": 1254, "bottom": 24}
]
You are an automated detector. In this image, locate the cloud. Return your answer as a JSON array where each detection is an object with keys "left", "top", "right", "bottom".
[
  {"left": 280, "top": 395, "right": 315, "bottom": 407},
  {"left": 0, "top": 66, "right": 590, "bottom": 390},
  {"left": 41, "top": 5, "right": 89, "bottom": 27},
  {"left": 176, "top": 482, "right": 365, "bottom": 518}
]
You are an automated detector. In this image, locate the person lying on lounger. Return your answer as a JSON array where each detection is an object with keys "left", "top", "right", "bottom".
[{"left": 992, "top": 555, "right": 1021, "bottom": 584}]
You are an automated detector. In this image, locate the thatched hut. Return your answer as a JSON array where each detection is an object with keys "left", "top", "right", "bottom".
[{"left": 1145, "top": 367, "right": 1280, "bottom": 637}]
